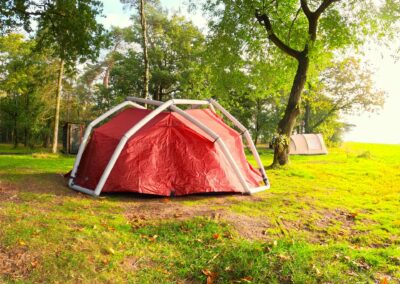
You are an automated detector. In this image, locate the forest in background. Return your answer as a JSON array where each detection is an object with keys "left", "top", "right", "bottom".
[{"left": 0, "top": 0, "right": 394, "bottom": 154}]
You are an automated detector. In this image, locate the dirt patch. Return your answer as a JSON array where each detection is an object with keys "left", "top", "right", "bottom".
[
  {"left": 18, "top": 174, "right": 75, "bottom": 196},
  {"left": 0, "top": 246, "right": 39, "bottom": 280},
  {"left": 125, "top": 200, "right": 272, "bottom": 240},
  {"left": 123, "top": 199, "right": 379, "bottom": 244},
  {"left": 0, "top": 181, "right": 20, "bottom": 202}
]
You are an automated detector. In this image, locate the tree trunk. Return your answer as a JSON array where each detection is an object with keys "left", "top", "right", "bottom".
[
  {"left": 139, "top": 0, "right": 150, "bottom": 100},
  {"left": 52, "top": 59, "right": 64, "bottom": 153},
  {"left": 304, "top": 98, "right": 311, "bottom": 133},
  {"left": 273, "top": 54, "right": 309, "bottom": 166},
  {"left": 13, "top": 116, "right": 18, "bottom": 148},
  {"left": 103, "top": 62, "right": 113, "bottom": 89},
  {"left": 24, "top": 92, "right": 30, "bottom": 147},
  {"left": 66, "top": 91, "right": 71, "bottom": 122},
  {"left": 253, "top": 99, "right": 261, "bottom": 146},
  {"left": 13, "top": 93, "right": 18, "bottom": 148}
]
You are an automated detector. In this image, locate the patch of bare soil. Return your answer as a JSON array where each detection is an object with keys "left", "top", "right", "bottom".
[
  {"left": 0, "top": 181, "right": 19, "bottom": 202},
  {"left": 275, "top": 208, "right": 378, "bottom": 244},
  {"left": 124, "top": 199, "right": 272, "bottom": 240},
  {"left": 0, "top": 246, "right": 39, "bottom": 280},
  {"left": 124, "top": 198, "right": 377, "bottom": 244},
  {"left": 18, "top": 174, "right": 75, "bottom": 196}
]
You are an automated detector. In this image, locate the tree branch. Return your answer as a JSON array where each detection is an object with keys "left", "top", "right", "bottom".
[
  {"left": 287, "top": 7, "right": 302, "bottom": 43},
  {"left": 315, "top": 0, "right": 340, "bottom": 17},
  {"left": 300, "top": 0, "right": 312, "bottom": 19},
  {"left": 301, "top": 0, "right": 340, "bottom": 41},
  {"left": 255, "top": 10, "right": 301, "bottom": 59},
  {"left": 309, "top": 105, "right": 338, "bottom": 131}
]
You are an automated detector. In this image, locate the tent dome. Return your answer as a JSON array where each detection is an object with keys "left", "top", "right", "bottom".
[
  {"left": 70, "top": 101, "right": 268, "bottom": 196},
  {"left": 289, "top": 133, "right": 328, "bottom": 155}
]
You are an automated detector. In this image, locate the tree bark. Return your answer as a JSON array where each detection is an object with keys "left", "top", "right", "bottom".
[
  {"left": 13, "top": 93, "right": 18, "bottom": 148},
  {"left": 273, "top": 54, "right": 309, "bottom": 166},
  {"left": 52, "top": 59, "right": 64, "bottom": 153},
  {"left": 13, "top": 115, "right": 18, "bottom": 148},
  {"left": 253, "top": 98, "right": 262, "bottom": 146},
  {"left": 139, "top": 0, "right": 150, "bottom": 100},
  {"left": 24, "top": 92, "right": 29, "bottom": 147},
  {"left": 304, "top": 98, "right": 311, "bottom": 133}
]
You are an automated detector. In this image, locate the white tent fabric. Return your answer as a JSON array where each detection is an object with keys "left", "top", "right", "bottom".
[{"left": 289, "top": 133, "right": 328, "bottom": 155}]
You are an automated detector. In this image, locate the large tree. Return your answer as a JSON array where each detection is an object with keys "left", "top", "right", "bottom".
[
  {"left": 81, "top": 3, "right": 208, "bottom": 112},
  {"left": 121, "top": 0, "right": 152, "bottom": 100},
  {"left": 1, "top": 0, "right": 106, "bottom": 153},
  {"left": 202, "top": 0, "right": 399, "bottom": 166}
]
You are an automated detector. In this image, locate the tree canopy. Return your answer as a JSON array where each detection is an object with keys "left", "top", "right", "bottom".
[{"left": 0, "top": 0, "right": 397, "bottom": 156}]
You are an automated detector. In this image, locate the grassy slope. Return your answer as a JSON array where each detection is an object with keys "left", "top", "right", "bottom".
[{"left": 0, "top": 143, "right": 399, "bottom": 283}]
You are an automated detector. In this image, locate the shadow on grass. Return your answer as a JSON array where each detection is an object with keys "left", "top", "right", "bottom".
[
  {"left": 0, "top": 173, "right": 75, "bottom": 197},
  {"left": 1, "top": 172, "right": 248, "bottom": 204}
]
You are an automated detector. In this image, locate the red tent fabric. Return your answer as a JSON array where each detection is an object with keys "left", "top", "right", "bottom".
[{"left": 73, "top": 108, "right": 262, "bottom": 196}]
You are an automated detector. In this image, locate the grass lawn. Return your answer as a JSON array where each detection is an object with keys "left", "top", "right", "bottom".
[{"left": 0, "top": 142, "right": 399, "bottom": 283}]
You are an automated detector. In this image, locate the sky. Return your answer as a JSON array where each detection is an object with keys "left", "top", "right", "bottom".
[{"left": 100, "top": 0, "right": 400, "bottom": 144}]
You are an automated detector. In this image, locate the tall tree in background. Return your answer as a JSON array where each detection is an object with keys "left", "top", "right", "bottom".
[
  {"left": 122, "top": 0, "right": 151, "bottom": 99},
  {"left": 140, "top": 0, "right": 150, "bottom": 99},
  {"left": 254, "top": 0, "right": 339, "bottom": 166},
  {"left": 84, "top": 3, "right": 208, "bottom": 110},
  {"left": 1, "top": 0, "right": 106, "bottom": 152},
  {"left": 202, "top": 0, "right": 398, "bottom": 166}
]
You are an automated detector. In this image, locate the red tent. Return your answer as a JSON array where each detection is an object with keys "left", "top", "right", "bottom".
[{"left": 68, "top": 98, "right": 269, "bottom": 196}]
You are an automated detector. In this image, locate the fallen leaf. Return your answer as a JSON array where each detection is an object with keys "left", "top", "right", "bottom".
[
  {"left": 312, "top": 264, "right": 321, "bottom": 275},
  {"left": 379, "top": 277, "right": 388, "bottom": 284},
  {"left": 162, "top": 198, "right": 170, "bottom": 203},
  {"left": 211, "top": 212, "right": 221, "bottom": 220},
  {"left": 19, "top": 241, "right": 26, "bottom": 246},
  {"left": 347, "top": 271, "right": 358, "bottom": 277},
  {"left": 202, "top": 269, "right": 217, "bottom": 284},
  {"left": 212, "top": 233, "right": 220, "bottom": 240},
  {"left": 223, "top": 232, "right": 233, "bottom": 239},
  {"left": 149, "top": 235, "right": 158, "bottom": 242},
  {"left": 347, "top": 212, "right": 358, "bottom": 220},
  {"left": 241, "top": 276, "right": 253, "bottom": 282},
  {"left": 30, "top": 260, "right": 38, "bottom": 268},
  {"left": 278, "top": 254, "right": 290, "bottom": 261},
  {"left": 107, "top": 248, "right": 115, "bottom": 255}
]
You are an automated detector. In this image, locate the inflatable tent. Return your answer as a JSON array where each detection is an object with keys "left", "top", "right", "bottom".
[
  {"left": 289, "top": 133, "right": 328, "bottom": 155},
  {"left": 68, "top": 97, "right": 270, "bottom": 196}
]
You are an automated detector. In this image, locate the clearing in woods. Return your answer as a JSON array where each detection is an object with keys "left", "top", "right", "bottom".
[{"left": 0, "top": 142, "right": 399, "bottom": 283}]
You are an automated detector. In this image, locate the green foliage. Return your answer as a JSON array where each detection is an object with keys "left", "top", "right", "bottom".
[
  {"left": 300, "top": 57, "right": 386, "bottom": 144},
  {"left": 82, "top": 3, "right": 210, "bottom": 113},
  {"left": 1, "top": 0, "right": 107, "bottom": 66},
  {"left": 199, "top": 0, "right": 399, "bottom": 147},
  {"left": 0, "top": 34, "right": 60, "bottom": 147}
]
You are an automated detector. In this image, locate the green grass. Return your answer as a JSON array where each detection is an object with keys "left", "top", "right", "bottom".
[
  {"left": 0, "top": 144, "right": 50, "bottom": 154},
  {"left": 0, "top": 142, "right": 399, "bottom": 283}
]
